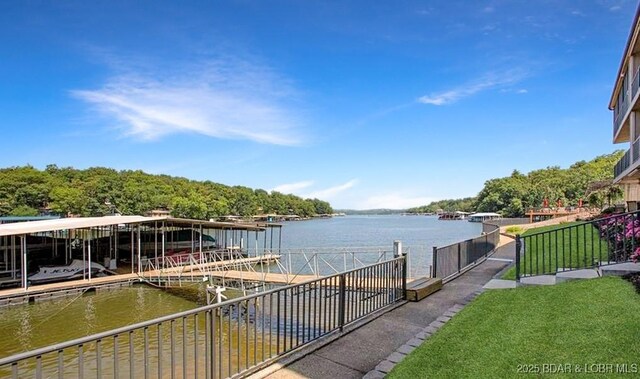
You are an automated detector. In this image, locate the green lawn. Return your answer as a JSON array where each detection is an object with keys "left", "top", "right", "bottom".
[
  {"left": 502, "top": 222, "right": 608, "bottom": 280},
  {"left": 388, "top": 277, "right": 640, "bottom": 378}
]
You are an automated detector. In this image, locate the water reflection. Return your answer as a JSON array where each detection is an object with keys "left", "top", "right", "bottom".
[{"left": 0, "top": 285, "right": 197, "bottom": 358}]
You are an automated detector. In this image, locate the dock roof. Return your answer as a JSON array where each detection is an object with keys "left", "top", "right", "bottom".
[
  {"left": 156, "top": 217, "right": 268, "bottom": 231},
  {"left": 469, "top": 212, "right": 501, "bottom": 217},
  {"left": 0, "top": 215, "right": 268, "bottom": 237},
  {"left": 0, "top": 216, "right": 153, "bottom": 237}
]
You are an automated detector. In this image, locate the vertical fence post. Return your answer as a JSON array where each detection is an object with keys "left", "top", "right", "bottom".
[
  {"left": 515, "top": 235, "right": 521, "bottom": 282},
  {"left": 432, "top": 246, "right": 438, "bottom": 278},
  {"left": 338, "top": 273, "right": 346, "bottom": 331},
  {"left": 402, "top": 254, "right": 407, "bottom": 300},
  {"left": 457, "top": 243, "right": 461, "bottom": 273},
  {"left": 485, "top": 233, "right": 489, "bottom": 257},
  {"left": 394, "top": 240, "right": 406, "bottom": 299},
  {"left": 393, "top": 240, "right": 402, "bottom": 258},
  {"left": 210, "top": 309, "right": 216, "bottom": 379}
]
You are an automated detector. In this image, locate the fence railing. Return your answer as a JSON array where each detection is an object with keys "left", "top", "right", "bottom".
[
  {"left": 141, "top": 245, "right": 432, "bottom": 289},
  {"left": 274, "top": 246, "right": 431, "bottom": 280},
  {"left": 0, "top": 256, "right": 407, "bottom": 378},
  {"left": 432, "top": 223, "right": 500, "bottom": 281},
  {"left": 614, "top": 148, "right": 632, "bottom": 180},
  {"left": 274, "top": 247, "right": 399, "bottom": 279},
  {"left": 515, "top": 210, "right": 640, "bottom": 280}
]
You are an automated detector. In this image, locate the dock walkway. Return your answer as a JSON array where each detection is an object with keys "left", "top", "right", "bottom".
[
  {"left": 143, "top": 269, "right": 318, "bottom": 285},
  {"left": 157, "top": 254, "right": 282, "bottom": 274},
  {"left": 0, "top": 255, "right": 284, "bottom": 304},
  {"left": 0, "top": 273, "right": 141, "bottom": 306}
]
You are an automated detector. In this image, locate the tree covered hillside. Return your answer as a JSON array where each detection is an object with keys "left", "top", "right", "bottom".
[
  {"left": 408, "top": 151, "right": 624, "bottom": 217},
  {"left": 0, "top": 165, "right": 333, "bottom": 219}
]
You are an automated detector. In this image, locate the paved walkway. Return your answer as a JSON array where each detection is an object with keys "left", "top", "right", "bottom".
[{"left": 259, "top": 241, "right": 516, "bottom": 379}]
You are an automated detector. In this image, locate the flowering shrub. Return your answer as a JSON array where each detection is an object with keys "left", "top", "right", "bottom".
[
  {"left": 623, "top": 273, "right": 640, "bottom": 293},
  {"left": 595, "top": 213, "right": 640, "bottom": 262}
]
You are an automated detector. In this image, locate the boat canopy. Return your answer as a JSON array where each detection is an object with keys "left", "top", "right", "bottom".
[
  {"left": 469, "top": 212, "right": 501, "bottom": 218},
  {"left": 0, "top": 216, "right": 153, "bottom": 237},
  {"left": 0, "top": 215, "right": 269, "bottom": 237}
]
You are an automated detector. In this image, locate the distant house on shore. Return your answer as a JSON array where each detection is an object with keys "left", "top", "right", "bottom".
[
  {"left": 611, "top": 4, "right": 640, "bottom": 211},
  {"left": 147, "top": 208, "right": 171, "bottom": 218}
]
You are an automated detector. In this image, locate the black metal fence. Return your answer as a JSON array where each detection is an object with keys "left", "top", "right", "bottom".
[
  {"left": 0, "top": 256, "right": 406, "bottom": 378},
  {"left": 515, "top": 210, "right": 640, "bottom": 280},
  {"left": 433, "top": 223, "right": 500, "bottom": 281}
]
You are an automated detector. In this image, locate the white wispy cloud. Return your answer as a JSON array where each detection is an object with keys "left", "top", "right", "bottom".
[
  {"left": 303, "top": 179, "right": 359, "bottom": 200},
  {"left": 72, "top": 58, "right": 305, "bottom": 145},
  {"left": 271, "top": 181, "right": 314, "bottom": 194},
  {"left": 417, "top": 69, "right": 527, "bottom": 106}
]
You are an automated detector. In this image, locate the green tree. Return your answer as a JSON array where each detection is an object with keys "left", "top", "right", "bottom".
[
  {"left": 49, "top": 185, "right": 89, "bottom": 216},
  {"left": 0, "top": 164, "right": 335, "bottom": 219}
]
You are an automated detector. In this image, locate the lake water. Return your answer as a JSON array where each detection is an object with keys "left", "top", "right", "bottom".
[
  {"left": 0, "top": 214, "right": 481, "bottom": 359},
  {"left": 281, "top": 215, "right": 481, "bottom": 248},
  {"left": 277, "top": 215, "right": 482, "bottom": 278},
  {"left": 0, "top": 285, "right": 197, "bottom": 357}
]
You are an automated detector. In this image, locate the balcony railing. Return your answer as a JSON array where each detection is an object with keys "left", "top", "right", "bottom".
[
  {"left": 614, "top": 98, "right": 629, "bottom": 138},
  {"left": 614, "top": 65, "right": 640, "bottom": 139},
  {"left": 614, "top": 148, "right": 631, "bottom": 179}
]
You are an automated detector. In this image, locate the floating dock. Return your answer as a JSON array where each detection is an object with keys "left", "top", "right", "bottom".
[
  {"left": 525, "top": 210, "right": 581, "bottom": 223},
  {"left": 0, "top": 255, "right": 283, "bottom": 306},
  {"left": 0, "top": 273, "right": 140, "bottom": 306}
]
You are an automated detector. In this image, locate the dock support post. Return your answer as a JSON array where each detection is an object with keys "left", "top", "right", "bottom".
[
  {"left": 162, "top": 222, "right": 166, "bottom": 272},
  {"left": 130, "top": 228, "right": 134, "bottom": 274},
  {"left": 199, "top": 224, "right": 203, "bottom": 262},
  {"left": 21, "top": 235, "right": 28, "bottom": 290},
  {"left": 154, "top": 222, "right": 158, "bottom": 266},
  {"left": 11, "top": 235, "right": 16, "bottom": 280},
  {"left": 88, "top": 232, "right": 92, "bottom": 281},
  {"left": 137, "top": 225, "right": 142, "bottom": 274},
  {"left": 83, "top": 236, "right": 87, "bottom": 280},
  {"left": 270, "top": 226, "right": 274, "bottom": 252}
]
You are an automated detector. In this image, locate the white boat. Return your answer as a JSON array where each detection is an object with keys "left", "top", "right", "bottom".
[
  {"left": 116, "top": 229, "right": 219, "bottom": 254},
  {"left": 28, "top": 259, "right": 106, "bottom": 284},
  {"left": 468, "top": 212, "right": 502, "bottom": 222}
]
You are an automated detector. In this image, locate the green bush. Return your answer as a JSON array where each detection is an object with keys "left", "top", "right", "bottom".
[{"left": 505, "top": 226, "right": 524, "bottom": 235}]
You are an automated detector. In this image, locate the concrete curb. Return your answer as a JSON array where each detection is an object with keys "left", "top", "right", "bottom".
[{"left": 362, "top": 289, "right": 485, "bottom": 378}]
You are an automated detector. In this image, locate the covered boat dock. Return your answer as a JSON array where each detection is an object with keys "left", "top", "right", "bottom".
[
  {"left": 0, "top": 215, "right": 282, "bottom": 291},
  {"left": 467, "top": 212, "right": 502, "bottom": 222}
]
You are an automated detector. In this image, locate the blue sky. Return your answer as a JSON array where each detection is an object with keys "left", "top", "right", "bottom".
[{"left": 0, "top": 0, "right": 637, "bottom": 209}]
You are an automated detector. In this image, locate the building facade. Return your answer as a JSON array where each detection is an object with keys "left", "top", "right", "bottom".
[{"left": 612, "top": 6, "right": 640, "bottom": 211}]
